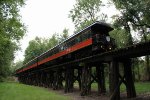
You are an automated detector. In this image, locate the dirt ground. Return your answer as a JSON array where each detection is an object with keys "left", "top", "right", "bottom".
[{"left": 48, "top": 88, "right": 150, "bottom": 100}]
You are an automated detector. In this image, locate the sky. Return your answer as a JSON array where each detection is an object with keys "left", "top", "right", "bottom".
[
  {"left": 15, "top": 0, "right": 75, "bottom": 62},
  {"left": 15, "top": 0, "right": 118, "bottom": 62}
]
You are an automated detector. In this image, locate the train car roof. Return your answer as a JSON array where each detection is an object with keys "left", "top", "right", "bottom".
[
  {"left": 37, "top": 21, "right": 113, "bottom": 57},
  {"left": 67, "top": 21, "right": 113, "bottom": 40}
]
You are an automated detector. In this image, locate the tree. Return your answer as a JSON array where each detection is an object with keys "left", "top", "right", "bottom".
[
  {"left": 11, "top": 60, "right": 23, "bottom": 74},
  {"left": 24, "top": 37, "right": 48, "bottom": 64},
  {"left": 58, "top": 28, "right": 69, "bottom": 42},
  {"left": 109, "top": 29, "right": 132, "bottom": 48},
  {"left": 69, "top": 0, "right": 107, "bottom": 32},
  {"left": 0, "top": 0, "right": 26, "bottom": 81},
  {"left": 112, "top": 0, "right": 150, "bottom": 80}
]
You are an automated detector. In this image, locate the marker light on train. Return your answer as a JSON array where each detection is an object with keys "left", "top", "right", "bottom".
[{"left": 106, "top": 36, "right": 110, "bottom": 42}]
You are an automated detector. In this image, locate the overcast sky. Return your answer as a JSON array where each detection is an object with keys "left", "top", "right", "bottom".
[{"left": 15, "top": 0, "right": 118, "bottom": 62}]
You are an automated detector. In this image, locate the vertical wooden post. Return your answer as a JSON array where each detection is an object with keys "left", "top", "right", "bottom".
[
  {"left": 77, "top": 68, "right": 82, "bottom": 91},
  {"left": 123, "top": 59, "right": 136, "bottom": 98},
  {"left": 34, "top": 74, "right": 37, "bottom": 86},
  {"left": 42, "top": 72, "right": 45, "bottom": 87},
  {"left": 39, "top": 72, "right": 43, "bottom": 86},
  {"left": 50, "top": 71, "right": 54, "bottom": 88},
  {"left": 96, "top": 63, "right": 106, "bottom": 94},
  {"left": 30, "top": 74, "right": 33, "bottom": 85},
  {"left": 53, "top": 70, "right": 63, "bottom": 90},
  {"left": 40, "top": 72, "right": 43, "bottom": 86},
  {"left": 109, "top": 60, "right": 120, "bottom": 100},
  {"left": 32, "top": 74, "right": 35, "bottom": 85},
  {"left": 28, "top": 74, "right": 30, "bottom": 85},
  {"left": 64, "top": 68, "right": 74, "bottom": 93},
  {"left": 42, "top": 72, "right": 46, "bottom": 87},
  {"left": 26, "top": 74, "right": 29, "bottom": 85},
  {"left": 45, "top": 72, "right": 49, "bottom": 88},
  {"left": 80, "top": 64, "right": 91, "bottom": 96}
]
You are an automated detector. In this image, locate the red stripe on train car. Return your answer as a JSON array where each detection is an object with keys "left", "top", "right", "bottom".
[
  {"left": 38, "top": 38, "right": 92, "bottom": 65},
  {"left": 17, "top": 38, "right": 92, "bottom": 73}
]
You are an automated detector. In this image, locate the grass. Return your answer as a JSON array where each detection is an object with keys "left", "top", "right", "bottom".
[
  {"left": 0, "top": 82, "right": 70, "bottom": 100},
  {"left": 90, "top": 82, "right": 150, "bottom": 93},
  {"left": 0, "top": 82, "right": 149, "bottom": 100},
  {"left": 133, "top": 82, "right": 150, "bottom": 93}
]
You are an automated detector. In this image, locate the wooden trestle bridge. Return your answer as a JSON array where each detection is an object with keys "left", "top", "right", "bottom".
[{"left": 16, "top": 40, "right": 150, "bottom": 100}]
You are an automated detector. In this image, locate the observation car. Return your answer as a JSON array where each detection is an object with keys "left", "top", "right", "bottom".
[{"left": 16, "top": 21, "right": 115, "bottom": 74}]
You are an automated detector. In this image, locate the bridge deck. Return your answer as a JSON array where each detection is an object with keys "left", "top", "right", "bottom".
[{"left": 26, "top": 41, "right": 150, "bottom": 73}]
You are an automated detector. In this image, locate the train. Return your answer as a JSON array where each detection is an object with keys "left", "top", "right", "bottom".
[{"left": 16, "top": 21, "right": 115, "bottom": 74}]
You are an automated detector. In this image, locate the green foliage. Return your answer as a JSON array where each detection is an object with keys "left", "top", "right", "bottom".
[
  {"left": 69, "top": 0, "right": 107, "bottom": 32},
  {"left": 11, "top": 60, "right": 23, "bottom": 74},
  {"left": 24, "top": 37, "right": 48, "bottom": 63},
  {"left": 132, "top": 59, "right": 145, "bottom": 81},
  {"left": 0, "top": 0, "right": 26, "bottom": 81},
  {"left": 0, "top": 82, "right": 70, "bottom": 100},
  {"left": 58, "top": 28, "right": 69, "bottom": 42},
  {"left": 110, "top": 29, "right": 132, "bottom": 48},
  {"left": 112, "top": 0, "right": 150, "bottom": 41}
]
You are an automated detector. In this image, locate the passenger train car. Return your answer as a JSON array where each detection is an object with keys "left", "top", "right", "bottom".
[{"left": 16, "top": 21, "right": 115, "bottom": 74}]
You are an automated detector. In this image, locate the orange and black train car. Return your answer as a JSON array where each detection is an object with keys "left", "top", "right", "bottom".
[{"left": 16, "top": 21, "right": 115, "bottom": 74}]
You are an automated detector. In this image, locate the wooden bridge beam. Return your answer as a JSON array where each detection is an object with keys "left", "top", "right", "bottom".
[
  {"left": 109, "top": 60, "right": 120, "bottom": 100},
  {"left": 39, "top": 72, "right": 43, "bottom": 86},
  {"left": 123, "top": 59, "right": 136, "bottom": 98},
  {"left": 77, "top": 68, "right": 82, "bottom": 91},
  {"left": 80, "top": 64, "right": 91, "bottom": 96},
  {"left": 49, "top": 71, "right": 54, "bottom": 88},
  {"left": 45, "top": 72, "right": 50, "bottom": 88},
  {"left": 96, "top": 63, "right": 106, "bottom": 94},
  {"left": 53, "top": 70, "right": 63, "bottom": 90},
  {"left": 42, "top": 72, "right": 47, "bottom": 87},
  {"left": 35, "top": 72, "right": 39, "bottom": 86},
  {"left": 64, "top": 68, "right": 74, "bottom": 93}
]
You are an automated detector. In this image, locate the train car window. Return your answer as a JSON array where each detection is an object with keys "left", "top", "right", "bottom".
[
  {"left": 77, "top": 35, "right": 82, "bottom": 43},
  {"left": 82, "top": 33, "right": 87, "bottom": 41},
  {"left": 51, "top": 49, "right": 54, "bottom": 54},
  {"left": 72, "top": 39, "right": 76, "bottom": 46},
  {"left": 69, "top": 40, "right": 72, "bottom": 46},
  {"left": 69, "top": 39, "right": 75, "bottom": 47},
  {"left": 46, "top": 52, "right": 49, "bottom": 58},
  {"left": 80, "top": 29, "right": 91, "bottom": 41},
  {"left": 53, "top": 48, "right": 56, "bottom": 54},
  {"left": 66, "top": 41, "right": 71, "bottom": 48},
  {"left": 60, "top": 44, "right": 64, "bottom": 51},
  {"left": 45, "top": 53, "right": 48, "bottom": 59},
  {"left": 63, "top": 43, "right": 67, "bottom": 50},
  {"left": 49, "top": 51, "right": 52, "bottom": 56},
  {"left": 55, "top": 46, "right": 59, "bottom": 54},
  {"left": 80, "top": 34, "right": 84, "bottom": 41},
  {"left": 87, "top": 30, "right": 92, "bottom": 38}
]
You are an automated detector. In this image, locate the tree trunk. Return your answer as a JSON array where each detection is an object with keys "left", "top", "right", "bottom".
[{"left": 145, "top": 56, "right": 150, "bottom": 81}]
